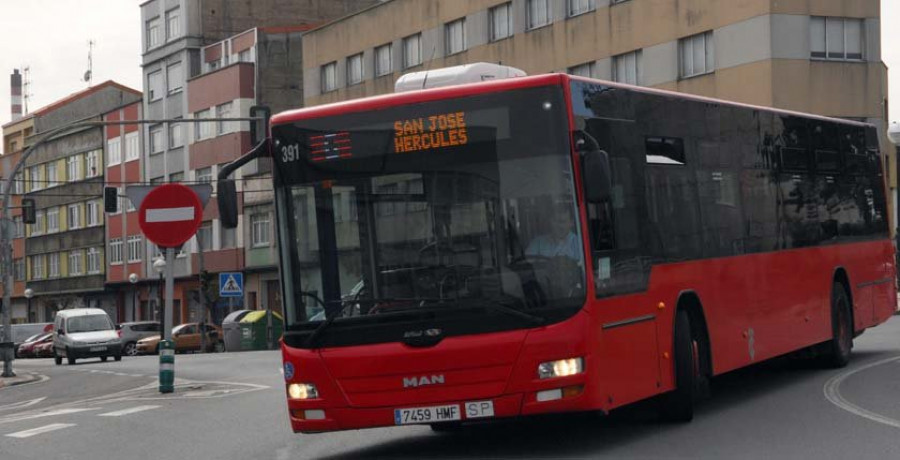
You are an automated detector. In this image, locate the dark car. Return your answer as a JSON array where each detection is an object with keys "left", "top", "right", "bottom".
[{"left": 117, "top": 321, "right": 162, "bottom": 356}]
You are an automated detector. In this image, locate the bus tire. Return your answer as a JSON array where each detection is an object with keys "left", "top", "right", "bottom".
[
  {"left": 822, "top": 282, "right": 852, "bottom": 368},
  {"left": 659, "top": 310, "right": 695, "bottom": 423}
]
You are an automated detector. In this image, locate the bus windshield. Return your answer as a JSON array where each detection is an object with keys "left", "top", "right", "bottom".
[{"left": 273, "top": 86, "right": 586, "bottom": 347}]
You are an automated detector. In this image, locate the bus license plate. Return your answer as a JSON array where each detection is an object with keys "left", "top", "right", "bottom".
[
  {"left": 89, "top": 346, "right": 107, "bottom": 352},
  {"left": 394, "top": 404, "right": 460, "bottom": 425}
]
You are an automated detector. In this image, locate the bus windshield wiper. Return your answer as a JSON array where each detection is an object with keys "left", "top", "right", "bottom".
[{"left": 305, "top": 315, "right": 337, "bottom": 348}]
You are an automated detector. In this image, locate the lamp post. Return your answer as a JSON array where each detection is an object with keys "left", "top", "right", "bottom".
[
  {"left": 153, "top": 256, "right": 166, "bottom": 325},
  {"left": 23, "top": 288, "right": 33, "bottom": 323},
  {"left": 128, "top": 273, "right": 138, "bottom": 322}
]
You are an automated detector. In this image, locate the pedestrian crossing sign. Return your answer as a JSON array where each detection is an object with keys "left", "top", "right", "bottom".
[{"left": 219, "top": 272, "right": 244, "bottom": 297}]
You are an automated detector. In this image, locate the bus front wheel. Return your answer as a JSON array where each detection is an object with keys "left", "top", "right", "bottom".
[{"left": 659, "top": 310, "right": 695, "bottom": 423}]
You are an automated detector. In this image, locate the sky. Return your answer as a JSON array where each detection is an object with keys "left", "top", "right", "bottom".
[{"left": 0, "top": 0, "right": 898, "bottom": 152}]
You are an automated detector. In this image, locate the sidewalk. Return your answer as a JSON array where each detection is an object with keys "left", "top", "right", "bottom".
[{"left": 0, "top": 371, "right": 41, "bottom": 389}]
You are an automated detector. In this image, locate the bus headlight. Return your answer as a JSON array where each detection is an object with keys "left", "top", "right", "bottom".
[
  {"left": 537, "top": 357, "right": 583, "bottom": 379},
  {"left": 287, "top": 383, "right": 319, "bottom": 400}
]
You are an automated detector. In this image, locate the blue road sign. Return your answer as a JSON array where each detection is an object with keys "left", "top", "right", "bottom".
[{"left": 219, "top": 272, "right": 244, "bottom": 297}]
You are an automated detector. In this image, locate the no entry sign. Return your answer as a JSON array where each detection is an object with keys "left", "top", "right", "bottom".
[{"left": 138, "top": 183, "right": 204, "bottom": 248}]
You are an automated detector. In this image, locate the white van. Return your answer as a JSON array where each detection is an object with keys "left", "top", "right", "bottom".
[{"left": 53, "top": 308, "right": 122, "bottom": 365}]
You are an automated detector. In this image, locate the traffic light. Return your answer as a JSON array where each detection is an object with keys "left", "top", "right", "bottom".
[
  {"left": 104, "top": 187, "right": 118, "bottom": 213},
  {"left": 21, "top": 198, "right": 35, "bottom": 224}
]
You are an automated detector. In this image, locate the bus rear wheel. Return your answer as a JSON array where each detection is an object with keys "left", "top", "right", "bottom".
[
  {"left": 822, "top": 282, "right": 852, "bottom": 368},
  {"left": 659, "top": 310, "right": 696, "bottom": 423}
]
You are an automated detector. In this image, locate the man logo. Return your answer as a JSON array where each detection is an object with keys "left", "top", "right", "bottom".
[{"left": 403, "top": 375, "right": 445, "bottom": 388}]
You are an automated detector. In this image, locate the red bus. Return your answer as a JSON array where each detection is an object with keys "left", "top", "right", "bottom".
[{"left": 221, "top": 70, "right": 896, "bottom": 433}]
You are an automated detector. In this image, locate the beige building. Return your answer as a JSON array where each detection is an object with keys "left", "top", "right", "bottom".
[{"left": 301, "top": 0, "right": 894, "bottom": 225}]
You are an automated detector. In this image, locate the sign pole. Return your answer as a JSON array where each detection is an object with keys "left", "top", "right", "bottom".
[{"left": 159, "top": 246, "right": 176, "bottom": 393}]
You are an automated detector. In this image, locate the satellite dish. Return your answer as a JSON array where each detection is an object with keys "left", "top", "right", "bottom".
[
  {"left": 888, "top": 121, "right": 900, "bottom": 145},
  {"left": 83, "top": 70, "right": 92, "bottom": 82}
]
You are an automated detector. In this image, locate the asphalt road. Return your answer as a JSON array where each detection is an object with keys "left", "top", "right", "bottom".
[{"left": 1, "top": 317, "right": 900, "bottom": 460}]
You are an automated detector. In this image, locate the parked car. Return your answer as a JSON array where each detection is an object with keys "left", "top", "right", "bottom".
[
  {"left": 117, "top": 321, "right": 161, "bottom": 356},
  {"left": 16, "top": 333, "right": 52, "bottom": 359},
  {"left": 136, "top": 323, "right": 224, "bottom": 355},
  {"left": 53, "top": 308, "right": 122, "bottom": 365},
  {"left": 3, "top": 323, "right": 53, "bottom": 357},
  {"left": 33, "top": 340, "right": 54, "bottom": 359}
]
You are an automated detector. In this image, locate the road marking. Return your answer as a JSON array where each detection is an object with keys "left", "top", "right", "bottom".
[
  {"left": 823, "top": 355, "right": 900, "bottom": 429},
  {"left": 6, "top": 423, "right": 76, "bottom": 438},
  {"left": 0, "top": 397, "right": 46, "bottom": 412},
  {"left": 98, "top": 405, "right": 160, "bottom": 417},
  {"left": 146, "top": 206, "right": 194, "bottom": 222},
  {"left": 0, "top": 408, "right": 97, "bottom": 425}
]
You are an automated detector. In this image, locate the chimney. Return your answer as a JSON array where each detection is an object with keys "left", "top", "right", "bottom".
[{"left": 10, "top": 69, "right": 22, "bottom": 121}]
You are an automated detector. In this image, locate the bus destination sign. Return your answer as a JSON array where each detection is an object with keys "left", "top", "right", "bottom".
[{"left": 394, "top": 112, "right": 468, "bottom": 153}]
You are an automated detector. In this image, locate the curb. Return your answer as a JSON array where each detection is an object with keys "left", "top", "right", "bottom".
[{"left": 0, "top": 372, "right": 41, "bottom": 389}]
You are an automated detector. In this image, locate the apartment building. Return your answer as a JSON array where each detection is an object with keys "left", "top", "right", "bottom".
[
  {"left": 139, "top": 0, "right": 381, "bottom": 324},
  {"left": 301, "top": 0, "right": 894, "bottom": 225},
  {"left": 0, "top": 116, "right": 34, "bottom": 322},
  {"left": 19, "top": 82, "right": 141, "bottom": 322}
]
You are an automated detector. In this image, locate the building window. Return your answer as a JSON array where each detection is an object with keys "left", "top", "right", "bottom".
[
  {"left": 125, "top": 131, "right": 140, "bottom": 161},
  {"left": 216, "top": 103, "right": 233, "bottom": 135},
  {"left": 31, "top": 255, "right": 44, "bottom": 280},
  {"left": 68, "top": 204, "right": 81, "bottom": 230},
  {"left": 239, "top": 49, "right": 252, "bottom": 63},
  {"left": 568, "top": 0, "right": 595, "bottom": 17},
  {"left": 679, "top": 31, "right": 715, "bottom": 78},
  {"left": 32, "top": 210, "right": 44, "bottom": 236},
  {"left": 87, "top": 201, "right": 100, "bottom": 226},
  {"left": 150, "top": 124, "right": 164, "bottom": 153},
  {"left": 87, "top": 248, "right": 101, "bottom": 274},
  {"left": 13, "top": 173, "right": 23, "bottom": 195},
  {"left": 526, "top": 0, "right": 551, "bottom": 30},
  {"left": 169, "top": 172, "right": 184, "bottom": 183},
  {"left": 197, "top": 221, "right": 213, "bottom": 249},
  {"left": 445, "top": 18, "right": 466, "bottom": 55},
  {"left": 375, "top": 43, "right": 392, "bottom": 77},
  {"left": 220, "top": 223, "right": 236, "bottom": 249},
  {"left": 47, "top": 207, "right": 59, "bottom": 233},
  {"left": 167, "top": 62, "right": 183, "bottom": 94},
  {"left": 127, "top": 236, "right": 142, "bottom": 263},
  {"left": 490, "top": 3, "right": 513, "bottom": 42},
  {"left": 613, "top": 50, "right": 641, "bottom": 85},
  {"left": 69, "top": 250, "right": 83, "bottom": 276},
  {"left": 347, "top": 53, "right": 364, "bottom": 85},
  {"left": 165, "top": 8, "right": 180, "bottom": 41},
  {"left": 109, "top": 238, "right": 123, "bottom": 265},
  {"left": 402, "top": 33, "right": 422, "bottom": 69},
  {"left": 29, "top": 166, "right": 41, "bottom": 191},
  {"left": 196, "top": 167, "right": 212, "bottom": 184},
  {"left": 86, "top": 150, "right": 100, "bottom": 178},
  {"left": 150, "top": 176, "right": 165, "bottom": 185},
  {"left": 48, "top": 253, "right": 60, "bottom": 278},
  {"left": 148, "top": 70, "right": 163, "bottom": 101},
  {"left": 321, "top": 62, "right": 337, "bottom": 93},
  {"left": 251, "top": 212, "right": 270, "bottom": 247},
  {"left": 67, "top": 155, "right": 81, "bottom": 182},
  {"left": 811, "top": 17, "right": 864, "bottom": 60},
  {"left": 13, "top": 216, "right": 23, "bottom": 238},
  {"left": 14, "top": 258, "right": 24, "bottom": 281},
  {"left": 147, "top": 17, "right": 161, "bottom": 49},
  {"left": 46, "top": 162, "right": 58, "bottom": 187},
  {"left": 107, "top": 138, "right": 122, "bottom": 166},
  {"left": 126, "top": 186, "right": 136, "bottom": 212},
  {"left": 568, "top": 62, "right": 594, "bottom": 78},
  {"left": 195, "top": 109, "right": 213, "bottom": 141}
]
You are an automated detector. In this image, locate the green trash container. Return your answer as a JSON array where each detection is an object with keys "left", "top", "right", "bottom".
[{"left": 239, "top": 310, "right": 284, "bottom": 350}]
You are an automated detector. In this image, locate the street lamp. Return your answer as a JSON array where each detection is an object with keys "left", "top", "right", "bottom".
[
  {"left": 128, "top": 273, "right": 138, "bottom": 322},
  {"left": 23, "top": 288, "right": 33, "bottom": 323},
  {"left": 153, "top": 256, "right": 166, "bottom": 324}
]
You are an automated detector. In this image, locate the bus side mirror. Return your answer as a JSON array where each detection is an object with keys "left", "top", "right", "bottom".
[{"left": 218, "top": 179, "right": 239, "bottom": 229}]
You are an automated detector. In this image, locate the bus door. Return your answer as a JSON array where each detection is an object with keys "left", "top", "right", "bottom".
[{"left": 571, "top": 81, "right": 658, "bottom": 406}]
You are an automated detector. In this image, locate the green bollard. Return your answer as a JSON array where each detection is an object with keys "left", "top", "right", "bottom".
[{"left": 159, "top": 340, "right": 175, "bottom": 393}]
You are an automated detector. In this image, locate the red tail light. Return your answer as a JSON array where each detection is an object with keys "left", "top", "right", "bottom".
[{"left": 117, "top": 330, "right": 122, "bottom": 338}]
